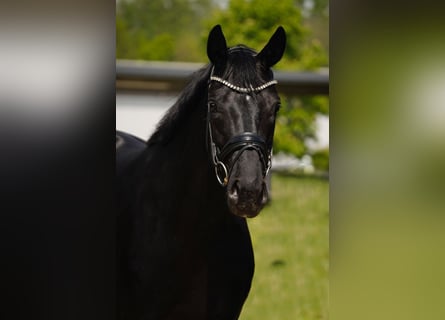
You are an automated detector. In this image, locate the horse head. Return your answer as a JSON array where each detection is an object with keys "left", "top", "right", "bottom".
[{"left": 206, "top": 25, "right": 286, "bottom": 218}]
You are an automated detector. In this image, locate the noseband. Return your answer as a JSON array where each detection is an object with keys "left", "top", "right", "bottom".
[{"left": 206, "top": 68, "right": 277, "bottom": 187}]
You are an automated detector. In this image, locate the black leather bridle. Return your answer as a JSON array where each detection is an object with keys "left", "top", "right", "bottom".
[{"left": 206, "top": 68, "right": 277, "bottom": 187}]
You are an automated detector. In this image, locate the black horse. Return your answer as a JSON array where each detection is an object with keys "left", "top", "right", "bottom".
[{"left": 116, "top": 25, "right": 286, "bottom": 320}]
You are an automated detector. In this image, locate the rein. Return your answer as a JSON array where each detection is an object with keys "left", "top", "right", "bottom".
[{"left": 206, "top": 68, "right": 276, "bottom": 187}]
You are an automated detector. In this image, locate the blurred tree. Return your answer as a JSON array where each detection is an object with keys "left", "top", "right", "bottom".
[
  {"left": 116, "top": 0, "right": 214, "bottom": 61},
  {"left": 274, "top": 95, "right": 328, "bottom": 157},
  {"left": 297, "top": 0, "right": 329, "bottom": 56},
  {"left": 311, "top": 148, "right": 329, "bottom": 172},
  {"left": 204, "top": 0, "right": 327, "bottom": 70}
]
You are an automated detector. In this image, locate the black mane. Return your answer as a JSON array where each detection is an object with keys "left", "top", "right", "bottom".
[{"left": 147, "top": 65, "right": 212, "bottom": 146}]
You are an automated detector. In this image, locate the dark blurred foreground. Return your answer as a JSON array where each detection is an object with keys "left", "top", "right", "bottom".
[{"left": 0, "top": 2, "right": 115, "bottom": 319}]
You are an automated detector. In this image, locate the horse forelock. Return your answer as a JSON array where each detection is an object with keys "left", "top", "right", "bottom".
[{"left": 222, "top": 45, "right": 271, "bottom": 89}]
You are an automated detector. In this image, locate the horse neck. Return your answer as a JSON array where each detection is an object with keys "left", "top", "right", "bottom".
[{"left": 140, "top": 95, "right": 226, "bottom": 223}]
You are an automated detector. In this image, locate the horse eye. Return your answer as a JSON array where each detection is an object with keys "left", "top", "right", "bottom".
[
  {"left": 209, "top": 102, "right": 218, "bottom": 112},
  {"left": 274, "top": 103, "right": 281, "bottom": 113}
]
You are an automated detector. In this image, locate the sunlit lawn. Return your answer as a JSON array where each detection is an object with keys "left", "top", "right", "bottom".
[{"left": 240, "top": 173, "right": 329, "bottom": 320}]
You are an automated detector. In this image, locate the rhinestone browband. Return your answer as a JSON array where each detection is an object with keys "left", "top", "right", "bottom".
[{"left": 210, "top": 76, "right": 278, "bottom": 93}]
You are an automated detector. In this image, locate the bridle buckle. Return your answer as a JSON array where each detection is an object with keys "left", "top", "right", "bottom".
[{"left": 215, "top": 160, "right": 229, "bottom": 187}]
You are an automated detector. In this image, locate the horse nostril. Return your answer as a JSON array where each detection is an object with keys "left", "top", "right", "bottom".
[
  {"left": 229, "top": 180, "right": 239, "bottom": 201},
  {"left": 261, "top": 182, "right": 269, "bottom": 205}
]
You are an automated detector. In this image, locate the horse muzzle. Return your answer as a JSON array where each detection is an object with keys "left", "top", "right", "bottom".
[
  {"left": 227, "top": 177, "right": 268, "bottom": 218},
  {"left": 225, "top": 149, "right": 269, "bottom": 218}
]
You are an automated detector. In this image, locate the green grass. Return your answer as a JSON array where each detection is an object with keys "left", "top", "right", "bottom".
[{"left": 240, "top": 174, "right": 329, "bottom": 320}]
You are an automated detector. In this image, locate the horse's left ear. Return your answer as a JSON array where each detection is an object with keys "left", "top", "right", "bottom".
[
  {"left": 256, "top": 26, "right": 286, "bottom": 68},
  {"left": 207, "top": 25, "right": 228, "bottom": 66}
]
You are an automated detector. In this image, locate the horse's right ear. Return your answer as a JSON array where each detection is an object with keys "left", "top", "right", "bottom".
[
  {"left": 207, "top": 25, "right": 228, "bottom": 65},
  {"left": 256, "top": 26, "right": 286, "bottom": 68}
]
